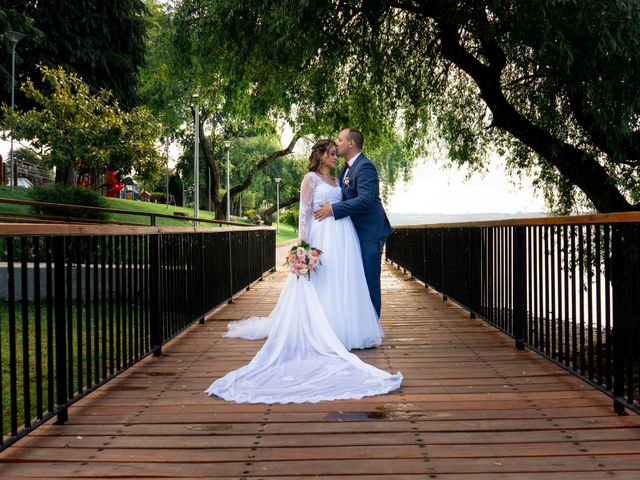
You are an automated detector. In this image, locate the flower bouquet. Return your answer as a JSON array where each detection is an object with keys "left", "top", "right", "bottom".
[{"left": 286, "top": 240, "right": 322, "bottom": 280}]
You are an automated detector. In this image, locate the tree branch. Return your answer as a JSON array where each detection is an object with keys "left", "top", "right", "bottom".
[
  {"left": 229, "top": 132, "right": 303, "bottom": 199},
  {"left": 437, "top": 23, "right": 634, "bottom": 212},
  {"left": 567, "top": 90, "right": 640, "bottom": 164},
  {"left": 260, "top": 194, "right": 299, "bottom": 225}
]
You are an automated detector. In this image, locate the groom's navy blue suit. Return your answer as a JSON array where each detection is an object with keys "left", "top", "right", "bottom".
[{"left": 333, "top": 152, "right": 392, "bottom": 317}]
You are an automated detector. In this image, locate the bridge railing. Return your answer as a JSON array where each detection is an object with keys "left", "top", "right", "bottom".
[
  {"left": 387, "top": 212, "right": 640, "bottom": 415},
  {"left": 0, "top": 224, "right": 275, "bottom": 450}
]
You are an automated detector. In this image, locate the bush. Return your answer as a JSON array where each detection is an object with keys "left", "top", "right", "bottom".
[
  {"left": 31, "top": 185, "right": 109, "bottom": 220},
  {"left": 281, "top": 208, "right": 298, "bottom": 230}
]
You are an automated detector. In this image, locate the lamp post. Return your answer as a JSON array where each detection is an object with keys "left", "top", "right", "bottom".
[
  {"left": 274, "top": 177, "right": 281, "bottom": 233},
  {"left": 6, "top": 30, "right": 25, "bottom": 190},
  {"left": 164, "top": 135, "right": 169, "bottom": 208},
  {"left": 192, "top": 92, "right": 200, "bottom": 224},
  {"left": 224, "top": 140, "right": 233, "bottom": 222}
]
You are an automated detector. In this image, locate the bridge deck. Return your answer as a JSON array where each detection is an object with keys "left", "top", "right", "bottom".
[{"left": 1, "top": 262, "right": 640, "bottom": 478}]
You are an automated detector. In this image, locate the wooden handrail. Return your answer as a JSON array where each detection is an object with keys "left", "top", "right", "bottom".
[
  {"left": 393, "top": 211, "right": 640, "bottom": 229},
  {"left": 0, "top": 210, "right": 144, "bottom": 226},
  {"left": 0, "top": 196, "right": 254, "bottom": 227},
  {"left": 0, "top": 223, "right": 274, "bottom": 236}
]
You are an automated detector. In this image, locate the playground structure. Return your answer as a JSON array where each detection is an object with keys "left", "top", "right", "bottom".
[{"left": 104, "top": 170, "right": 125, "bottom": 197}]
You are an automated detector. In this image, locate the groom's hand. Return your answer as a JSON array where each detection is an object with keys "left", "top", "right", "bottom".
[{"left": 314, "top": 203, "right": 333, "bottom": 221}]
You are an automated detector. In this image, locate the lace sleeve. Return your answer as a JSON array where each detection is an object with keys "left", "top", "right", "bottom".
[{"left": 298, "top": 173, "right": 316, "bottom": 242}]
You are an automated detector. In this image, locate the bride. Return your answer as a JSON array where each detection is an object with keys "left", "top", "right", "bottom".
[{"left": 205, "top": 139, "right": 402, "bottom": 404}]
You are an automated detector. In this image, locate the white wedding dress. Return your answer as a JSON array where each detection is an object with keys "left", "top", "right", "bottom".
[{"left": 204, "top": 172, "right": 402, "bottom": 403}]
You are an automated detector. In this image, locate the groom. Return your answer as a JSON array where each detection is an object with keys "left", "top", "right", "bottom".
[{"left": 314, "top": 128, "right": 392, "bottom": 318}]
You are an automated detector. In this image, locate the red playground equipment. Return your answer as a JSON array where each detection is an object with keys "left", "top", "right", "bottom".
[{"left": 105, "top": 171, "right": 125, "bottom": 197}]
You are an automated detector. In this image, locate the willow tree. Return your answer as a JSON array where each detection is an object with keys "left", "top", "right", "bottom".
[
  {"left": 177, "top": 0, "right": 640, "bottom": 214},
  {"left": 140, "top": 0, "right": 307, "bottom": 219}
]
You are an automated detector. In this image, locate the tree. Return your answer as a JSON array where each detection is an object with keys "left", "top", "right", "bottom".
[
  {"left": 1, "top": 0, "right": 147, "bottom": 109},
  {"left": 140, "top": 1, "right": 308, "bottom": 219},
  {"left": 255, "top": 154, "right": 308, "bottom": 225},
  {"left": 281, "top": 208, "right": 299, "bottom": 232},
  {"left": 1, "top": 65, "right": 162, "bottom": 185},
  {"left": 181, "top": 0, "right": 640, "bottom": 214},
  {"left": 173, "top": 0, "right": 417, "bottom": 197}
]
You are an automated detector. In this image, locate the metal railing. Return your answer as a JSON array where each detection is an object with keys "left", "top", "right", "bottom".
[
  {"left": 0, "top": 223, "right": 275, "bottom": 450},
  {"left": 387, "top": 212, "right": 640, "bottom": 415}
]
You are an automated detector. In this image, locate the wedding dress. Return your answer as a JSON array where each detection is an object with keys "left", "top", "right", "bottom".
[{"left": 204, "top": 172, "right": 402, "bottom": 403}]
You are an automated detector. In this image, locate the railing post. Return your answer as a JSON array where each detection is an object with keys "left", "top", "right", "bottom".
[
  {"left": 259, "top": 229, "right": 264, "bottom": 281},
  {"left": 611, "top": 225, "right": 628, "bottom": 415},
  {"left": 468, "top": 228, "right": 476, "bottom": 318},
  {"left": 228, "top": 231, "right": 234, "bottom": 304},
  {"left": 513, "top": 226, "right": 526, "bottom": 351},
  {"left": 198, "top": 233, "right": 206, "bottom": 324},
  {"left": 441, "top": 229, "right": 447, "bottom": 301},
  {"left": 149, "top": 234, "right": 162, "bottom": 356},
  {"left": 53, "top": 236, "right": 68, "bottom": 424}
]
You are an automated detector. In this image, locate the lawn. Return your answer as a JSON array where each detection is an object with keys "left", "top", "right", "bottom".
[
  {"left": 275, "top": 222, "right": 298, "bottom": 243},
  {"left": 0, "top": 298, "right": 149, "bottom": 438},
  {"left": 0, "top": 186, "right": 287, "bottom": 230}
]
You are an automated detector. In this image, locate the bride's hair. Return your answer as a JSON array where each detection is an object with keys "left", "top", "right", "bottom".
[{"left": 308, "top": 139, "right": 336, "bottom": 172}]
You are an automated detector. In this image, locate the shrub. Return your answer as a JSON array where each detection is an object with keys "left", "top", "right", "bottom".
[
  {"left": 31, "top": 185, "right": 109, "bottom": 220},
  {"left": 281, "top": 208, "right": 298, "bottom": 230}
]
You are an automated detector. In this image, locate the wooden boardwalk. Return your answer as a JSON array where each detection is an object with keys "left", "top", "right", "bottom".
[{"left": 1, "top": 262, "right": 640, "bottom": 478}]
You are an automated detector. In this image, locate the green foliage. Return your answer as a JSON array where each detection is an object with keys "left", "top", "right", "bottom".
[
  {"left": 173, "top": 0, "right": 415, "bottom": 177},
  {"left": 1, "top": 65, "right": 162, "bottom": 185},
  {"left": 138, "top": 0, "right": 187, "bottom": 131},
  {"left": 181, "top": 0, "right": 640, "bottom": 214},
  {"left": 281, "top": 208, "right": 298, "bottom": 231},
  {"left": 1, "top": 0, "right": 147, "bottom": 109},
  {"left": 31, "top": 185, "right": 108, "bottom": 220}
]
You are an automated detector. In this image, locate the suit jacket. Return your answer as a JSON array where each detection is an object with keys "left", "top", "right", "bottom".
[{"left": 332, "top": 152, "right": 392, "bottom": 241}]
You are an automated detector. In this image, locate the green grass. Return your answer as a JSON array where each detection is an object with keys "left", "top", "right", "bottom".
[
  {"left": 0, "top": 186, "right": 33, "bottom": 215},
  {"left": 0, "top": 185, "right": 297, "bottom": 239},
  {"left": 275, "top": 222, "right": 298, "bottom": 243},
  {"left": 102, "top": 197, "right": 226, "bottom": 227},
  {"left": 0, "top": 298, "right": 149, "bottom": 437},
  {"left": 0, "top": 186, "right": 256, "bottom": 228}
]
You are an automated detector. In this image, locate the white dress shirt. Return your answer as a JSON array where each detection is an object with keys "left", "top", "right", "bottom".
[{"left": 344, "top": 152, "right": 361, "bottom": 178}]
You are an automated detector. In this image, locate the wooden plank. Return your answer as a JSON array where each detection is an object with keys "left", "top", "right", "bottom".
[{"left": 1, "top": 263, "right": 640, "bottom": 478}]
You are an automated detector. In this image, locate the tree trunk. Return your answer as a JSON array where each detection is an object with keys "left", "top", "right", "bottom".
[
  {"left": 260, "top": 195, "right": 299, "bottom": 225},
  {"left": 195, "top": 108, "right": 224, "bottom": 217},
  {"left": 55, "top": 164, "right": 76, "bottom": 185},
  {"left": 229, "top": 132, "right": 303, "bottom": 214}
]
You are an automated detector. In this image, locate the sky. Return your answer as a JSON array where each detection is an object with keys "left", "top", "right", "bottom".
[{"left": 385, "top": 155, "right": 546, "bottom": 215}]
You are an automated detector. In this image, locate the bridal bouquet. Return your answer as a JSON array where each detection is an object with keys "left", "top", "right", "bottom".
[{"left": 286, "top": 240, "right": 322, "bottom": 280}]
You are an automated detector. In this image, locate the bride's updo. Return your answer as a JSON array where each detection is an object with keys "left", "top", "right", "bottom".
[{"left": 307, "top": 139, "right": 336, "bottom": 172}]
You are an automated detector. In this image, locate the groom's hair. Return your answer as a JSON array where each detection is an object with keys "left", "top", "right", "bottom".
[{"left": 346, "top": 128, "right": 364, "bottom": 149}]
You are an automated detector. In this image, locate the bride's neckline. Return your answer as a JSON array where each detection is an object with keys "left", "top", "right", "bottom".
[{"left": 312, "top": 171, "right": 339, "bottom": 188}]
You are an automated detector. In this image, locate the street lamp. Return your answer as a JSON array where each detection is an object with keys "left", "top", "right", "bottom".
[
  {"left": 6, "top": 30, "right": 25, "bottom": 190},
  {"left": 274, "top": 177, "right": 281, "bottom": 233},
  {"left": 164, "top": 135, "right": 170, "bottom": 208},
  {"left": 224, "top": 140, "right": 233, "bottom": 222},
  {"left": 192, "top": 91, "right": 200, "bottom": 224}
]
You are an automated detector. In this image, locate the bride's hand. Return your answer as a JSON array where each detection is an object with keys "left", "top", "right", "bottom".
[{"left": 314, "top": 203, "right": 333, "bottom": 221}]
